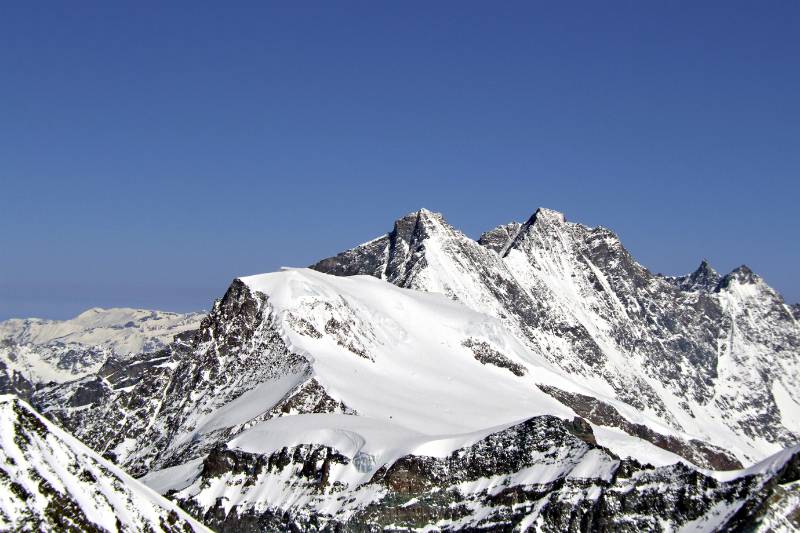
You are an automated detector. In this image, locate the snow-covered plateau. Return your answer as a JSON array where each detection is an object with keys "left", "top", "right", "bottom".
[{"left": 1, "top": 207, "right": 798, "bottom": 531}]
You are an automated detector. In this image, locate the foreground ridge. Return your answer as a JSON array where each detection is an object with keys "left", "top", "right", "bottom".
[{"left": 0, "top": 394, "right": 209, "bottom": 532}]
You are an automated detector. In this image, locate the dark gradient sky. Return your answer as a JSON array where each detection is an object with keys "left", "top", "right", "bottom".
[{"left": 2, "top": 2, "right": 798, "bottom": 320}]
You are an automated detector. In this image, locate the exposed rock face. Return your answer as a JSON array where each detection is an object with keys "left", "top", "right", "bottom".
[
  {"left": 0, "top": 395, "right": 208, "bottom": 532},
  {"left": 266, "top": 377, "right": 356, "bottom": 418},
  {"left": 666, "top": 259, "right": 722, "bottom": 292},
  {"left": 172, "top": 415, "right": 800, "bottom": 532},
  {"left": 463, "top": 338, "right": 527, "bottom": 377},
  {"left": 537, "top": 384, "right": 742, "bottom": 470},
  {"left": 477, "top": 221, "right": 523, "bottom": 254},
  {"left": 34, "top": 280, "right": 313, "bottom": 477},
  {"left": 312, "top": 208, "right": 800, "bottom": 464},
  {"left": 0, "top": 353, "right": 34, "bottom": 401}
]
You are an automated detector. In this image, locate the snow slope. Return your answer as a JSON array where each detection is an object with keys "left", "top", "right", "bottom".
[
  {"left": 232, "top": 268, "right": 726, "bottom": 466},
  {"left": 0, "top": 394, "right": 209, "bottom": 532},
  {"left": 36, "top": 268, "right": 752, "bottom": 480},
  {"left": 33, "top": 268, "right": 704, "bottom": 478},
  {"left": 241, "top": 268, "right": 575, "bottom": 435}
]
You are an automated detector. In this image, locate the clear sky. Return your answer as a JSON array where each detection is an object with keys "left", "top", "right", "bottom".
[{"left": 1, "top": 2, "right": 798, "bottom": 320}]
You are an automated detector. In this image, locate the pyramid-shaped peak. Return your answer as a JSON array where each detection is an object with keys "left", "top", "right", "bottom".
[
  {"left": 385, "top": 208, "right": 454, "bottom": 246},
  {"left": 676, "top": 259, "right": 722, "bottom": 292},
  {"left": 415, "top": 207, "right": 449, "bottom": 224},
  {"left": 393, "top": 208, "right": 446, "bottom": 224},
  {"left": 527, "top": 207, "right": 566, "bottom": 226},
  {"left": 694, "top": 259, "right": 719, "bottom": 277},
  {"left": 392, "top": 208, "right": 448, "bottom": 233}
]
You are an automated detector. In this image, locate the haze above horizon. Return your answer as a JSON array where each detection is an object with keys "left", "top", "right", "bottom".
[{"left": 2, "top": 2, "right": 798, "bottom": 320}]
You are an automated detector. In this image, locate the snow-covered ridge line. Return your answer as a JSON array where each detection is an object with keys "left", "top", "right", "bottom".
[
  {"left": 236, "top": 268, "right": 738, "bottom": 469},
  {"left": 0, "top": 394, "right": 210, "bottom": 532}
]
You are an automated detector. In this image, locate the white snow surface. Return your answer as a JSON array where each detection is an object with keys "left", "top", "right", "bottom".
[
  {"left": 0, "top": 307, "right": 204, "bottom": 353},
  {"left": 241, "top": 268, "right": 575, "bottom": 435},
  {"left": 127, "top": 252, "right": 798, "bottom": 526},
  {"left": 173, "top": 268, "right": 725, "bottom": 472},
  {"left": 144, "top": 266, "right": 705, "bottom": 502}
]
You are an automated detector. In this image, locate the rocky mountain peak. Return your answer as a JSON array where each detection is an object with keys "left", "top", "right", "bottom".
[
  {"left": 526, "top": 207, "right": 566, "bottom": 227},
  {"left": 697, "top": 258, "right": 713, "bottom": 272},
  {"left": 494, "top": 207, "right": 571, "bottom": 258},
  {"left": 312, "top": 207, "right": 800, "bottom": 463},
  {"left": 389, "top": 208, "right": 451, "bottom": 244},
  {"left": 674, "top": 259, "right": 722, "bottom": 292},
  {"left": 416, "top": 207, "right": 441, "bottom": 219},
  {"left": 718, "top": 264, "right": 761, "bottom": 290}
]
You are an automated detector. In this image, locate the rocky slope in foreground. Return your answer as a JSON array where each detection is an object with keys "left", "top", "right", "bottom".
[{"left": 0, "top": 395, "right": 208, "bottom": 532}]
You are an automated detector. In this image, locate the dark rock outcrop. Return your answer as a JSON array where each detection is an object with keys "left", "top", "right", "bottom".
[{"left": 174, "top": 415, "right": 800, "bottom": 532}]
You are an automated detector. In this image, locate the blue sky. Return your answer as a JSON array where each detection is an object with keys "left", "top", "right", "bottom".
[{"left": 1, "top": 2, "right": 798, "bottom": 319}]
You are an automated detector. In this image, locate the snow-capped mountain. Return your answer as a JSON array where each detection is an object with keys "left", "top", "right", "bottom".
[
  {"left": 4, "top": 207, "right": 798, "bottom": 531},
  {"left": 0, "top": 307, "right": 204, "bottom": 398},
  {"left": 29, "top": 266, "right": 800, "bottom": 531},
  {"left": 312, "top": 208, "right": 800, "bottom": 465},
  {"left": 32, "top": 269, "right": 709, "bottom": 476},
  {"left": 0, "top": 395, "right": 208, "bottom": 532}
]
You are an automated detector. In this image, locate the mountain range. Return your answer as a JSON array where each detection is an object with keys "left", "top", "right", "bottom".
[{"left": 1, "top": 207, "right": 798, "bottom": 532}]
